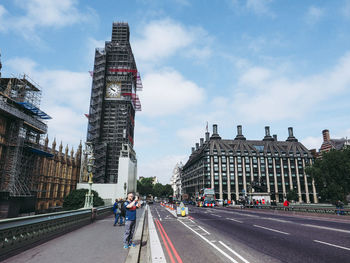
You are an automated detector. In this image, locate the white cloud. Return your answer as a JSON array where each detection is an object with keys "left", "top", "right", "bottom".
[
  {"left": 0, "top": 0, "right": 95, "bottom": 39},
  {"left": 177, "top": 125, "right": 207, "bottom": 147},
  {"left": 246, "top": 0, "right": 274, "bottom": 16},
  {"left": 301, "top": 136, "right": 323, "bottom": 150},
  {"left": 132, "top": 18, "right": 212, "bottom": 63},
  {"left": 305, "top": 6, "right": 324, "bottom": 25},
  {"left": 134, "top": 122, "right": 158, "bottom": 148},
  {"left": 139, "top": 69, "right": 205, "bottom": 117},
  {"left": 232, "top": 52, "right": 350, "bottom": 123},
  {"left": 138, "top": 154, "right": 187, "bottom": 184},
  {"left": 6, "top": 57, "right": 91, "bottom": 148}
]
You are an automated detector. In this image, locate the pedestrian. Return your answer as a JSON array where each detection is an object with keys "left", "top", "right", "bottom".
[
  {"left": 117, "top": 198, "right": 125, "bottom": 225},
  {"left": 113, "top": 199, "right": 120, "bottom": 226},
  {"left": 123, "top": 192, "right": 141, "bottom": 249},
  {"left": 283, "top": 199, "right": 290, "bottom": 211}
]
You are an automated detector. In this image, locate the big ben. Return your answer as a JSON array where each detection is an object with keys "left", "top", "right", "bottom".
[{"left": 86, "top": 22, "right": 141, "bottom": 185}]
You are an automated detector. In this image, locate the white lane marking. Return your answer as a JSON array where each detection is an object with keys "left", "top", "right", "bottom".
[
  {"left": 314, "top": 240, "right": 350, "bottom": 251},
  {"left": 155, "top": 208, "right": 161, "bottom": 219},
  {"left": 262, "top": 217, "right": 292, "bottom": 223},
  {"left": 301, "top": 224, "right": 350, "bottom": 234},
  {"left": 253, "top": 225, "right": 290, "bottom": 235},
  {"left": 189, "top": 219, "right": 196, "bottom": 224},
  {"left": 198, "top": 225, "right": 210, "bottom": 235},
  {"left": 226, "top": 218, "right": 243, "bottom": 223},
  {"left": 178, "top": 220, "right": 239, "bottom": 263},
  {"left": 148, "top": 206, "right": 167, "bottom": 263},
  {"left": 211, "top": 214, "right": 222, "bottom": 218},
  {"left": 219, "top": 241, "right": 250, "bottom": 263},
  {"left": 237, "top": 213, "right": 259, "bottom": 218}
]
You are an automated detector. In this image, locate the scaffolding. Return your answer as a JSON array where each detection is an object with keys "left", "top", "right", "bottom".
[
  {"left": 0, "top": 74, "right": 51, "bottom": 197},
  {"left": 85, "top": 22, "right": 141, "bottom": 184}
]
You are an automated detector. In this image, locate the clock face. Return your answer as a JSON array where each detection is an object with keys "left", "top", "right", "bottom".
[{"left": 106, "top": 82, "right": 121, "bottom": 98}]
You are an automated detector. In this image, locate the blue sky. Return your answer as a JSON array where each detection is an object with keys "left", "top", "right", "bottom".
[{"left": 1, "top": 0, "right": 349, "bottom": 184}]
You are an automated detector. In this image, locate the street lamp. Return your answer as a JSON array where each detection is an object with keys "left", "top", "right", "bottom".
[
  {"left": 84, "top": 152, "right": 95, "bottom": 208},
  {"left": 124, "top": 182, "right": 127, "bottom": 198}
]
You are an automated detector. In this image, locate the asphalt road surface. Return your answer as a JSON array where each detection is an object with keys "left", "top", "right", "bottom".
[{"left": 149, "top": 204, "right": 350, "bottom": 263}]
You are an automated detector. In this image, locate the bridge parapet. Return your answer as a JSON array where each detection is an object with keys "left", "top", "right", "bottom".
[{"left": 0, "top": 205, "right": 113, "bottom": 260}]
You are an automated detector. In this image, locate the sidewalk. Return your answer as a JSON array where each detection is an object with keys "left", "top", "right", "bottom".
[
  {"left": 3, "top": 208, "right": 144, "bottom": 263},
  {"left": 224, "top": 206, "right": 350, "bottom": 222}
]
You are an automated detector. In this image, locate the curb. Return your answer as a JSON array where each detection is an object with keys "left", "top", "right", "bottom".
[{"left": 125, "top": 206, "right": 147, "bottom": 263}]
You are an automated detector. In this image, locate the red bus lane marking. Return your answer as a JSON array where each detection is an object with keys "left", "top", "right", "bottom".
[
  {"left": 155, "top": 219, "right": 176, "bottom": 263},
  {"left": 157, "top": 219, "right": 183, "bottom": 263}
]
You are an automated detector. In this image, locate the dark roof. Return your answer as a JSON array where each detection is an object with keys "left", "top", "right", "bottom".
[
  {"left": 330, "top": 139, "right": 349, "bottom": 150},
  {"left": 184, "top": 138, "right": 311, "bottom": 169}
]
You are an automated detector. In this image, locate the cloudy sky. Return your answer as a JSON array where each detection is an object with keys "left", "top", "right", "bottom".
[{"left": 1, "top": 0, "right": 350, "bottom": 184}]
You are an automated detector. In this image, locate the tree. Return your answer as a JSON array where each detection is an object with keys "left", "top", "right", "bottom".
[
  {"left": 63, "top": 189, "right": 104, "bottom": 210},
  {"left": 286, "top": 189, "right": 298, "bottom": 202},
  {"left": 306, "top": 147, "right": 350, "bottom": 204},
  {"left": 137, "top": 177, "right": 154, "bottom": 196},
  {"left": 162, "top": 184, "right": 173, "bottom": 197},
  {"left": 153, "top": 183, "right": 163, "bottom": 198}
]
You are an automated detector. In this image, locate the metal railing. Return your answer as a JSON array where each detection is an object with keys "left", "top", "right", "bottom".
[
  {"left": 0, "top": 205, "right": 113, "bottom": 260},
  {"left": 237, "top": 204, "right": 350, "bottom": 216}
]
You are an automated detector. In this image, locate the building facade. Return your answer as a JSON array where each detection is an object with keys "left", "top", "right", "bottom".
[
  {"left": 319, "top": 129, "right": 350, "bottom": 153},
  {"left": 0, "top": 75, "right": 81, "bottom": 217},
  {"left": 181, "top": 124, "right": 318, "bottom": 204},
  {"left": 36, "top": 139, "right": 81, "bottom": 212},
  {"left": 170, "top": 163, "right": 183, "bottom": 200},
  {"left": 86, "top": 22, "right": 141, "bottom": 184}
]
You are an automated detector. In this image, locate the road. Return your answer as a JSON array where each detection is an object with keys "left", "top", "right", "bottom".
[{"left": 149, "top": 204, "right": 350, "bottom": 263}]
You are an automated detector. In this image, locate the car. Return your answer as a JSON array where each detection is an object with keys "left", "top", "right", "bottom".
[{"left": 216, "top": 199, "right": 224, "bottom": 206}]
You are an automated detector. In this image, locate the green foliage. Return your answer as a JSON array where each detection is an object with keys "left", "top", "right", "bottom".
[
  {"left": 153, "top": 183, "right": 163, "bottom": 198},
  {"left": 137, "top": 178, "right": 174, "bottom": 198},
  {"left": 163, "top": 184, "right": 173, "bottom": 197},
  {"left": 63, "top": 189, "right": 105, "bottom": 210},
  {"left": 306, "top": 147, "right": 350, "bottom": 204},
  {"left": 138, "top": 178, "right": 154, "bottom": 196},
  {"left": 286, "top": 189, "right": 298, "bottom": 201}
]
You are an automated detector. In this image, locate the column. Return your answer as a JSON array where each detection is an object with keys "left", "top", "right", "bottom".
[
  {"left": 210, "top": 156, "right": 214, "bottom": 189},
  {"left": 234, "top": 157, "right": 239, "bottom": 201},
  {"left": 265, "top": 157, "right": 270, "bottom": 193},
  {"left": 310, "top": 159, "right": 318, "bottom": 203},
  {"left": 280, "top": 159, "right": 286, "bottom": 200},
  {"left": 295, "top": 159, "right": 302, "bottom": 203},
  {"left": 257, "top": 157, "right": 261, "bottom": 179},
  {"left": 242, "top": 157, "right": 247, "bottom": 196},
  {"left": 227, "top": 156, "right": 231, "bottom": 201},
  {"left": 302, "top": 159, "right": 310, "bottom": 203},
  {"left": 250, "top": 157, "right": 254, "bottom": 183},
  {"left": 219, "top": 156, "right": 223, "bottom": 200},
  {"left": 272, "top": 158, "right": 279, "bottom": 201},
  {"left": 287, "top": 159, "right": 293, "bottom": 190}
]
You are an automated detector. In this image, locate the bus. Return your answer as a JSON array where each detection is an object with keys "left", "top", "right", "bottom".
[{"left": 196, "top": 188, "right": 216, "bottom": 207}]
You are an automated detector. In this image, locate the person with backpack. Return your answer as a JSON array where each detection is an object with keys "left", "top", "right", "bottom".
[
  {"left": 118, "top": 198, "right": 125, "bottom": 225},
  {"left": 123, "top": 192, "right": 141, "bottom": 249},
  {"left": 113, "top": 198, "right": 123, "bottom": 226}
]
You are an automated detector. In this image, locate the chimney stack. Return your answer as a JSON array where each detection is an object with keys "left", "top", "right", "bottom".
[
  {"left": 200, "top": 138, "right": 204, "bottom": 147},
  {"left": 213, "top": 124, "right": 218, "bottom": 134},
  {"left": 235, "top": 125, "right": 246, "bottom": 140},
  {"left": 196, "top": 143, "right": 199, "bottom": 150},
  {"left": 273, "top": 134, "right": 277, "bottom": 141},
  {"left": 263, "top": 126, "right": 274, "bottom": 141},
  {"left": 286, "top": 127, "right": 298, "bottom": 142},
  {"left": 210, "top": 124, "right": 221, "bottom": 140},
  {"left": 191, "top": 147, "right": 195, "bottom": 153},
  {"left": 205, "top": 132, "right": 210, "bottom": 142},
  {"left": 322, "top": 129, "right": 330, "bottom": 142}
]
